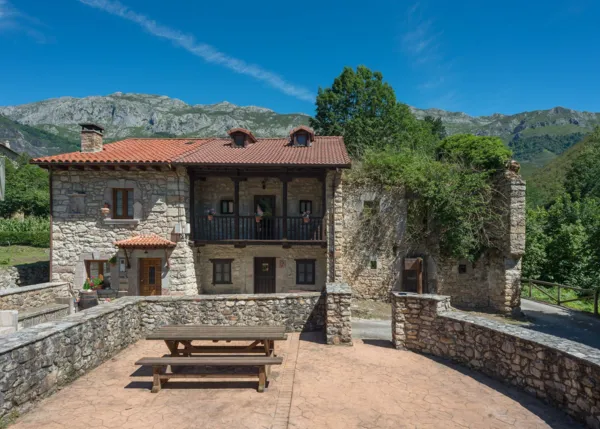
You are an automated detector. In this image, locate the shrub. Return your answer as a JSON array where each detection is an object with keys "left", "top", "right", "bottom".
[{"left": 437, "top": 134, "right": 512, "bottom": 171}]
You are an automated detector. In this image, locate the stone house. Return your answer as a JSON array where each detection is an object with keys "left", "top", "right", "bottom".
[
  {"left": 31, "top": 123, "right": 525, "bottom": 313},
  {"left": 31, "top": 124, "right": 349, "bottom": 296}
]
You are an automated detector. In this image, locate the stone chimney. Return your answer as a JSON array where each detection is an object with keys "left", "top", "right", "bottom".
[{"left": 79, "top": 123, "right": 104, "bottom": 153}]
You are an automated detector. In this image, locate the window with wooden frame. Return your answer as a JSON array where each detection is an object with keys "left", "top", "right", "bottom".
[
  {"left": 233, "top": 133, "right": 246, "bottom": 147},
  {"left": 294, "top": 132, "right": 309, "bottom": 146},
  {"left": 112, "top": 188, "right": 134, "bottom": 219},
  {"left": 212, "top": 259, "right": 233, "bottom": 284},
  {"left": 296, "top": 259, "right": 315, "bottom": 285},
  {"left": 299, "top": 200, "right": 312, "bottom": 214},
  {"left": 220, "top": 200, "right": 234, "bottom": 214}
]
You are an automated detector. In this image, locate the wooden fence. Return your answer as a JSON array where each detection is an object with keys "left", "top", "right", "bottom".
[{"left": 521, "top": 278, "right": 599, "bottom": 317}]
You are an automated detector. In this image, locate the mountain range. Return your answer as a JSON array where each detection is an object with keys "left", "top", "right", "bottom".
[{"left": 1, "top": 93, "right": 600, "bottom": 173}]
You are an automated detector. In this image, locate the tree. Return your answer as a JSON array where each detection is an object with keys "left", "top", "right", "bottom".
[
  {"left": 310, "top": 65, "right": 430, "bottom": 157},
  {"left": 0, "top": 154, "right": 49, "bottom": 218},
  {"left": 565, "top": 127, "right": 600, "bottom": 200},
  {"left": 437, "top": 134, "right": 512, "bottom": 172},
  {"left": 424, "top": 115, "right": 447, "bottom": 140}
]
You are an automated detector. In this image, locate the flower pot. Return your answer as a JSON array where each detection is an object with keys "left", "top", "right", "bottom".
[
  {"left": 207, "top": 215, "right": 214, "bottom": 221},
  {"left": 255, "top": 216, "right": 262, "bottom": 223},
  {"left": 100, "top": 207, "right": 110, "bottom": 216},
  {"left": 303, "top": 217, "right": 310, "bottom": 224}
]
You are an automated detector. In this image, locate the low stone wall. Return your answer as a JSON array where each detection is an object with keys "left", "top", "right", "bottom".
[
  {"left": 0, "top": 262, "right": 49, "bottom": 290},
  {"left": 137, "top": 293, "right": 325, "bottom": 333},
  {"left": 0, "top": 282, "right": 71, "bottom": 311},
  {"left": 0, "top": 291, "right": 326, "bottom": 422},
  {"left": 17, "top": 304, "right": 71, "bottom": 329},
  {"left": 325, "top": 283, "right": 352, "bottom": 345},
  {"left": 391, "top": 292, "right": 600, "bottom": 429}
]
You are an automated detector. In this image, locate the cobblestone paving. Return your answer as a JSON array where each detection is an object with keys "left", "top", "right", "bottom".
[{"left": 10, "top": 334, "right": 581, "bottom": 429}]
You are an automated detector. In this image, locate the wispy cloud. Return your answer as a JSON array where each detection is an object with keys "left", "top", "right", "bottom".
[
  {"left": 0, "top": 0, "right": 48, "bottom": 42},
  {"left": 401, "top": 2, "right": 458, "bottom": 109},
  {"left": 77, "top": 0, "right": 314, "bottom": 102}
]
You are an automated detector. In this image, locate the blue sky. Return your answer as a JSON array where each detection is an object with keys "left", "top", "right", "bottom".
[{"left": 1, "top": 0, "right": 599, "bottom": 116}]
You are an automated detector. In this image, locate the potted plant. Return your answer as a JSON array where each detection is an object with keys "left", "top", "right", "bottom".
[
  {"left": 207, "top": 208, "right": 216, "bottom": 221},
  {"left": 302, "top": 210, "right": 311, "bottom": 224},
  {"left": 255, "top": 211, "right": 263, "bottom": 223},
  {"left": 100, "top": 202, "right": 110, "bottom": 216},
  {"left": 108, "top": 255, "right": 118, "bottom": 266}
]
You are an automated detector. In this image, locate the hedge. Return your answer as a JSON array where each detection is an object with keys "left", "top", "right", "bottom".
[{"left": 0, "top": 232, "right": 50, "bottom": 247}]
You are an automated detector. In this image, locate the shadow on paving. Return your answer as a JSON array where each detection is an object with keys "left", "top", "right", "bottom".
[
  {"left": 417, "top": 354, "right": 585, "bottom": 429},
  {"left": 520, "top": 299, "right": 600, "bottom": 350}
]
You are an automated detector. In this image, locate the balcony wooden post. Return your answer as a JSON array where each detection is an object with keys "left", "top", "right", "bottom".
[
  {"left": 282, "top": 177, "right": 290, "bottom": 240},
  {"left": 233, "top": 179, "right": 240, "bottom": 240},
  {"left": 189, "top": 170, "right": 196, "bottom": 240},
  {"left": 321, "top": 173, "right": 327, "bottom": 241}
]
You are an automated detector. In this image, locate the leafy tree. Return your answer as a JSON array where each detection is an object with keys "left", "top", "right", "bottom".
[
  {"left": 0, "top": 154, "right": 50, "bottom": 218},
  {"left": 424, "top": 115, "right": 447, "bottom": 140},
  {"left": 437, "top": 134, "right": 512, "bottom": 171},
  {"left": 310, "top": 65, "right": 432, "bottom": 157},
  {"left": 565, "top": 127, "right": 600, "bottom": 200}
]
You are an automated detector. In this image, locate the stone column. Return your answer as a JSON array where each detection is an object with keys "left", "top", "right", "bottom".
[
  {"left": 326, "top": 170, "right": 345, "bottom": 283},
  {"left": 325, "top": 282, "right": 352, "bottom": 345}
]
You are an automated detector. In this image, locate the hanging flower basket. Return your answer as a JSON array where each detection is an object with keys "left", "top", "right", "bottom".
[
  {"left": 207, "top": 214, "right": 214, "bottom": 221},
  {"left": 302, "top": 210, "right": 311, "bottom": 224},
  {"left": 207, "top": 208, "right": 216, "bottom": 221},
  {"left": 255, "top": 215, "right": 262, "bottom": 223},
  {"left": 100, "top": 203, "right": 110, "bottom": 216}
]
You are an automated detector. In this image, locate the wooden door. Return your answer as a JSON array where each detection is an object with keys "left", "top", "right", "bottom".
[
  {"left": 139, "top": 258, "right": 162, "bottom": 296},
  {"left": 254, "top": 257, "right": 276, "bottom": 293},
  {"left": 254, "top": 195, "right": 277, "bottom": 239}
]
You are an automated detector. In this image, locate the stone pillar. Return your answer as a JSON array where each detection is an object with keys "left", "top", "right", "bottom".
[
  {"left": 391, "top": 292, "right": 451, "bottom": 351},
  {"left": 325, "top": 282, "right": 352, "bottom": 345},
  {"left": 326, "top": 170, "right": 345, "bottom": 283}
]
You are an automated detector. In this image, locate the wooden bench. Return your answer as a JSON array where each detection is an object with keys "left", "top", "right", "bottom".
[{"left": 135, "top": 356, "right": 283, "bottom": 393}]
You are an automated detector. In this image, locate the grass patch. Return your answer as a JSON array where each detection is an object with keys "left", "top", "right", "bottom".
[
  {"left": 0, "top": 245, "right": 49, "bottom": 267},
  {"left": 352, "top": 299, "right": 391, "bottom": 320},
  {"left": 521, "top": 285, "right": 597, "bottom": 314}
]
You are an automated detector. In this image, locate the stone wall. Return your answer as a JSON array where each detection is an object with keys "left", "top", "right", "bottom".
[
  {"left": 17, "top": 304, "right": 71, "bottom": 329},
  {"left": 0, "top": 292, "right": 327, "bottom": 422},
  {"left": 51, "top": 167, "right": 197, "bottom": 295},
  {"left": 391, "top": 293, "right": 600, "bottom": 429},
  {"left": 325, "top": 283, "right": 352, "bottom": 345},
  {"left": 342, "top": 169, "right": 526, "bottom": 314},
  {"left": 0, "top": 282, "right": 71, "bottom": 311},
  {"left": 0, "top": 262, "right": 49, "bottom": 290},
  {"left": 196, "top": 245, "right": 327, "bottom": 294}
]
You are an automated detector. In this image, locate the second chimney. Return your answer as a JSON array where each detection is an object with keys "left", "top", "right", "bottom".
[{"left": 79, "top": 123, "right": 104, "bottom": 153}]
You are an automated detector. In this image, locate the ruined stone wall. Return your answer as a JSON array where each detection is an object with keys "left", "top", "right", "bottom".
[
  {"left": 325, "top": 282, "right": 352, "bottom": 345},
  {"left": 342, "top": 169, "right": 526, "bottom": 313},
  {"left": 0, "top": 262, "right": 50, "bottom": 290},
  {"left": 51, "top": 167, "right": 197, "bottom": 295},
  {"left": 196, "top": 245, "right": 327, "bottom": 294},
  {"left": 391, "top": 293, "right": 600, "bottom": 429},
  {"left": 0, "top": 282, "right": 70, "bottom": 310}
]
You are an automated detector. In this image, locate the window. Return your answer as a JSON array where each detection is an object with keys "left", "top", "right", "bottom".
[
  {"left": 220, "top": 200, "right": 234, "bottom": 214},
  {"left": 233, "top": 134, "right": 246, "bottom": 147},
  {"left": 370, "top": 259, "right": 378, "bottom": 269},
  {"left": 363, "top": 200, "right": 379, "bottom": 218},
  {"left": 296, "top": 260, "right": 315, "bottom": 285},
  {"left": 299, "top": 200, "right": 312, "bottom": 214},
  {"left": 295, "top": 133, "right": 308, "bottom": 146},
  {"left": 212, "top": 259, "right": 233, "bottom": 284},
  {"left": 112, "top": 188, "right": 134, "bottom": 219},
  {"left": 85, "top": 260, "right": 111, "bottom": 286},
  {"left": 458, "top": 264, "right": 467, "bottom": 274}
]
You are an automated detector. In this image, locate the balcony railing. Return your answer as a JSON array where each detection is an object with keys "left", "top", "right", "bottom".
[{"left": 195, "top": 216, "right": 325, "bottom": 242}]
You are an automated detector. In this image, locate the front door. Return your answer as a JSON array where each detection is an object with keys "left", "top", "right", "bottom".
[
  {"left": 254, "top": 195, "right": 277, "bottom": 240},
  {"left": 139, "top": 258, "right": 162, "bottom": 296},
  {"left": 254, "top": 257, "right": 276, "bottom": 293}
]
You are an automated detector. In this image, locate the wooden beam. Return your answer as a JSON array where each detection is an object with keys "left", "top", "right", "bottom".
[
  {"left": 282, "top": 179, "right": 288, "bottom": 240},
  {"left": 233, "top": 179, "right": 240, "bottom": 240},
  {"left": 189, "top": 170, "right": 196, "bottom": 240}
]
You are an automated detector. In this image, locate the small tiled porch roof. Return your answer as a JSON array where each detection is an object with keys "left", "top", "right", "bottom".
[{"left": 114, "top": 234, "right": 176, "bottom": 249}]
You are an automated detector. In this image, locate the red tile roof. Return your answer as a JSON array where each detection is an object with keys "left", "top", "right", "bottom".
[
  {"left": 31, "top": 136, "right": 351, "bottom": 167},
  {"left": 114, "top": 234, "right": 176, "bottom": 249}
]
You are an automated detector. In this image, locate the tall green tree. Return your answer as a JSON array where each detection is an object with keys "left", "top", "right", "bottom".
[
  {"left": 0, "top": 154, "right": 49, "bottom": 218},
  {"left": 310, "top": 65, "right": 431, "bottom": 157},
  {"left": 565, "top": 127, "right": 600, "bottom": 200},
  {"left": 424, "top": 115, "right": 447, "bottom": 140}
]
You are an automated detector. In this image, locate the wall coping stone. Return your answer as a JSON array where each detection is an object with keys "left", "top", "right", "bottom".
[
  {"left": 326, "top": 282, "right": 351, "bottom": 294},
  {"left": 440, "top": 309, "right": 600, "bottom": 366},
  {"left": 17, "top": 303, "right": 71, "bottom": 321},
  {"left": 0, "top": 292, "right": 324, "bottom": 355},
  {"left": 391, "top": 291, "right": 449, "bottom": 301},
  {"left": 0, "top": 282, "right": 69, "bottom": 298}
]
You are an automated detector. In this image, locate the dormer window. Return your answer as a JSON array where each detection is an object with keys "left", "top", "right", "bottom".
[
  {"left": 233, "top": 134, "right": 246, "bottom": 147},
  {"left": 289, "top": 126, "right": 315, "bottom": 147},
  {"left": 227, "top": 127, "right": 257, "bottom": 148}
]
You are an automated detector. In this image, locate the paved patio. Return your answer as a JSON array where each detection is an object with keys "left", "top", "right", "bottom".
[{"left": 10, "top": 333, "right": 582, "bottom": 429}]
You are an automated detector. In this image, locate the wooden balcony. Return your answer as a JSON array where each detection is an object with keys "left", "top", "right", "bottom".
[{"left": 194, "top": 216, "right": 325, "bottom": 245}]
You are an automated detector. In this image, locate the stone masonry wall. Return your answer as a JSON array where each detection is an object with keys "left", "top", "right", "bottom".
[
  {"left": 0, "top": 262, "right": 50, "bottom": 290},
  {"left": 51, "top": 167, "right": 197, "bottom": 295},
  {"left": 0, "top": 282, "right": 71, "bottom": 311},
  {"left": 343, "top": 168, "right": 526, "bottom": 314},
  {"left": 325, "top": 283, "right": 352, "bottom": 345},
  {"left": 196, "top": 245, "right": 327, "bottom": 294},
  {"left": 0, "top": 292, "right": 327, "bottom": 423},
  {"left": 391, "top": 293, "right": 600, "bottom": 428}
]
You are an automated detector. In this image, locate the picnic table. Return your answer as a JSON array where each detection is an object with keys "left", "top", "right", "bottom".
[{"left": 137, "top": 325, "right": 287, "bottom": 392}]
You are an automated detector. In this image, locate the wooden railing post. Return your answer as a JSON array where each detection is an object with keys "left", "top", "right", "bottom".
[
  {"left": 557, "top": 285, "right": 561, "bottom": 306},
  {"left": 282, "top": 177, "right": 289, "bottom": 240},
  {"left": 594, "top": 288, "right": 599, "bottom": 317},
  {"left": 528, "top": 279, "right": 532, "bottom": 298}
]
